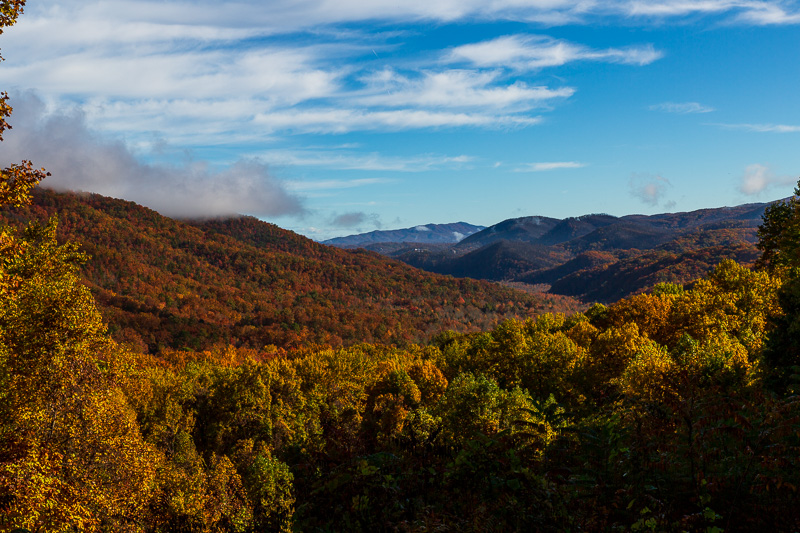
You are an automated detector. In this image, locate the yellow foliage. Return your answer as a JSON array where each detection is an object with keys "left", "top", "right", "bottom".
[
  {"left": 587, "top": 322, "right": 648, "bottom": 386},
  {"left": 616, "top": 341, "right": 676, "bottom": 404},
  {"left": 606, "top": 292, "right": 676, "bottom": 345},
  {"left": 669, "top": 259, "right": 781, "bottom": 354},
  {"left": 564, "top": 316, "right": 599, "bottom": 348},
  {"left": 0, "top": 216, "right": 159, "bottom": 530},
  {"left": 408, "top": 359, "right": 448, "bottom": 405}
]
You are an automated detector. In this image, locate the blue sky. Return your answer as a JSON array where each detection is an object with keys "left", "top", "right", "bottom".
[{"left": 1, "top": 0, "right": 799, "bottom": 240}]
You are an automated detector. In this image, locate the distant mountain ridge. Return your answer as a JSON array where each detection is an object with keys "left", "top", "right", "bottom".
[
  {"left": 323, "top": 222, "right": 485, "bottom": 248},
  {"left": 366, "top": 202, "right": 774, "bottom": 303},
  {"left": 459, "top": 204, "right": 769, "bottom": 250}
]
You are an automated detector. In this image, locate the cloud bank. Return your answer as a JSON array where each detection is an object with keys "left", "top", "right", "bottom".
[
  {"left": 0, "top": 92, "right": 302, "bottom": 219},
  {"left": 0, "top": 2, "right": 690, "bottom": 145}
]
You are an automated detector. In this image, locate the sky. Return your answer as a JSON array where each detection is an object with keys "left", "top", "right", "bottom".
[{"left": 1, "top": 0, "right": 799, "bottom": 240}]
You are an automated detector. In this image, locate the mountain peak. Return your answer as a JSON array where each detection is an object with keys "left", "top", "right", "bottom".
[{"left": 323, "top": 222, "right": 486, "bottom": 248}]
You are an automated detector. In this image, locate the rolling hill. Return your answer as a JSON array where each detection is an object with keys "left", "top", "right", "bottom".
[{"left": 0, "top": 188, "right": 582, "bottom": 353}]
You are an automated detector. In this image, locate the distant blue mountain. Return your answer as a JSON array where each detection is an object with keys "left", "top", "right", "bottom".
[{"left": 323, "top": 222, "right": 485, "bottom": 248}]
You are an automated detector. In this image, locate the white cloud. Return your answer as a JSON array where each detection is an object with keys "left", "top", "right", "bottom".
[
  {"left": 735, "top": 2, "right": 800, "bottom": 24},
  {"left": 650, "top": 101, "right": 715, "bottom": 113},
  {"left": 449, "top": 34, "right": 662, "bottom": 70},
  {"left": 3, "top": 19, "right": 343, "bottom": 102},
  {"left": 717, "top": 123, "right": 800, "bottom": 132},
  {"left": 0, "top": 92, "right": 302, "bottom": 218},
  {"left": 358, "top": 69, "right": 575, "bottom": 110},
  {"left": 625, "top": 1, "right": 745, "bottom": 16},
  {"left": 9, "top": 0, "right": 791, "bottom": 150},
  {"left": 739, "top": 163, "right": 795, "bottom": 195},
  {"left": 515, "top": 161, "right": 587, "bottom": 171},
  {"left": 623, "top": 0, "right": 800, "bottom": 23},
  {"left": 252, "top": 108, "right": 541, "bottom": 133},
  {"left": 16, "top": 0, "right": 796, "bottom": 38},
  {"left": 270, "top": 150, "right": 474, "bottom": 172},
  {"left": 629, "top": 174, "right": 672, "bottom": 206}
]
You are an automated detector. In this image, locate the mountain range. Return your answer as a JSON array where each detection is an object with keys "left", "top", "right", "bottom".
[
  {"left": 329, "top": 202, "right": 771, "bottom": 302},
  {"left": 323, "top": 222, "right": 484, "bottom": 248}
]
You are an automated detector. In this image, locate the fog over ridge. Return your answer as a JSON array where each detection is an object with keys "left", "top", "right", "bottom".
[{"left": 0, "top": 92, "right": 303, "bottom": 219}]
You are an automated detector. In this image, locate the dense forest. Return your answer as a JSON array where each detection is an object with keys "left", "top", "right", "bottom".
[{"left": 6, "top": 3, "right": 800, "bottom": 532}]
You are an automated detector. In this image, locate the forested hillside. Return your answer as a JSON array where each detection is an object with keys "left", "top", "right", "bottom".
[{"left": 0, "top": 188, "right": 581, "bottom": 352}]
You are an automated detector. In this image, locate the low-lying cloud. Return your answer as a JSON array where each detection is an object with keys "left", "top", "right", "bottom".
[{"left": 0, "top": 92, "right": 302, "bottom": 219}]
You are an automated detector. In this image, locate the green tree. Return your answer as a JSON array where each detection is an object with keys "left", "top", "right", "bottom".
[
  {"left": 755, "top": 179, "right": 800, "bottom": 389},
  {"left": 757, "top": 179, "right": 800, "bottom": 271}
]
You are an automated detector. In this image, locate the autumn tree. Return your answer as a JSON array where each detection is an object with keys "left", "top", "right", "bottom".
[
  {"left": 0, "top": 2, "right": 48, "bottom": 206},
  {"left": 0, "top": 3, "right": 163, "bottom": 529}
]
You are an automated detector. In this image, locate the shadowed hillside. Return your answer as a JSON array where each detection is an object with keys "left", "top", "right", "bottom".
[{"left": 345, "top": 203, "right": 771, "bottom": 302}]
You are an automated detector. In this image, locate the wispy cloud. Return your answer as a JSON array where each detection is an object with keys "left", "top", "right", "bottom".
[
  {"left": 739, "top": 163, "right": 795, "bottom": 195},
  {"left": 252, "top": 108, "right": 541, "bottom": 134},
  {"left": 650, "top": 101, "right": 714, "bottom": 113},
  {"left": 629, "top": 174, "right": 672, "bottom": 206},
  {"left": 357, "top": 69, "right": 574, "bottom": 110},
  {"left": 3, "top": 42, "right": 343, "bottom": 103},
  {"left": 7, "top": 0, "right": 790, "bottom": 150},
  {"left": 285, "top": 178, "right": 394, "bottom": 191},
  {"left": 269, "top": 150, "right": 474, "bottom": 172},
  {"left": 0, "top": 92, "right": 302, "bottom": 219},
  {"left": 735, "top": 2, "right": 800, "bottom": 24},
  {"left": 449, "top": 35, "right": 663, "bottom": 70},
  {"left": 717, "top": 122, "right": 800, "bottom": 132},
  {"left": 515, "top": 161, "right": 587, "bottom": 172},
  {"left": 17, "top": 0, "right": 792, "bottom": 36},
  {"left": 626, "top": 1, "right": 745, "bottom": 16},
  {"left": 624, "top": 0, "right": 800, "bottom": 24}
]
